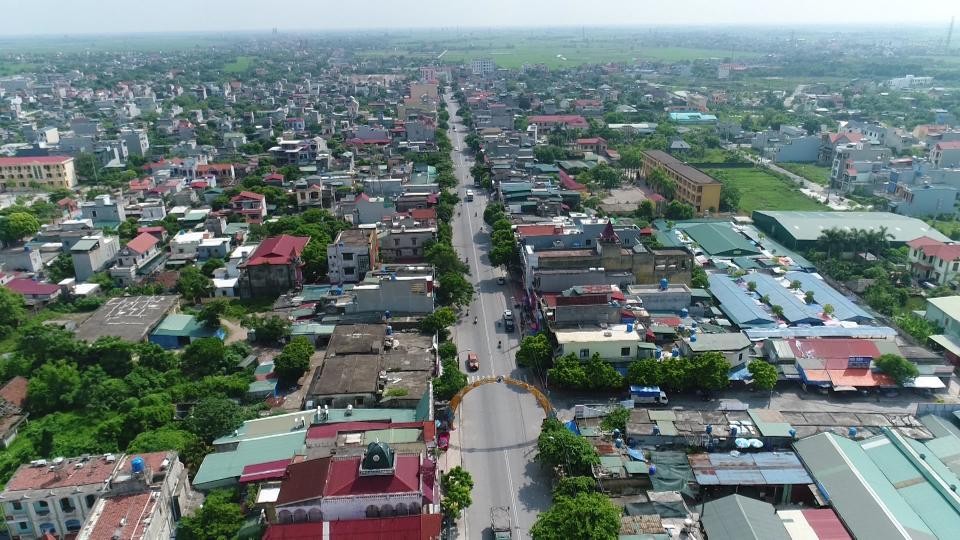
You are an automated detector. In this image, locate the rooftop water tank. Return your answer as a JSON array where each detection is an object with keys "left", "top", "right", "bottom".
[
  {"left": 659, "top": 278, "right": 668, "bottom": 290},
  {"left": 131, "top": 456, "right": 145, "bottom": 474},
  {"left": 848, "top": 427, "right": 858, "bottom": 438},
  {"left": 649, "top": 465, "right": 657, "bottom": 476},
  {"left": 626, "top": 323, "right": 634, "bottom": 333}
]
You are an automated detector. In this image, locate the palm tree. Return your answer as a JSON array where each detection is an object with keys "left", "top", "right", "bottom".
[{"left": 771, "top": 305, "right": 785, "bottom": 319}]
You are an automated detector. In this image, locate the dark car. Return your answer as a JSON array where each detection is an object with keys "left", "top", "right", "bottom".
[{"left": 466, "top": 352, "right": 479, "bottom": 371}]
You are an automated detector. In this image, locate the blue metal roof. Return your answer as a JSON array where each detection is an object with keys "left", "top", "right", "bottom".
[
  {"left": 744, "top": 325, "right": 897, "bottom": 340},
  {"left": 707, "top": 274, "right": 776, "bottom": 328},
  {"left": 749, "top": 273, "right": 823, "bottom": 325},
  {"left": 785, "top": 271, "right": 874, "bottom": 323}
]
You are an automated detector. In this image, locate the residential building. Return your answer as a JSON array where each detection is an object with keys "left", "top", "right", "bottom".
[
  {"left": 380, "top": 226, "right": 437, "bottom": 263},
  {"left": 678, "top": 332, "right": 752, "bottom": 367},
  {"left": 327, "top": 228, "right": 379, "bottom": 284},
  {"left": 273, "top": 442, "right": 438, "bottom": 524},
  {"left": 470, "top": 58, "right": 495, "bottom": 76},
  {"left": 575, "top": 137, "right": 608, "bottom": 155},
  {"left": 527, "top": 115, "right": 590, "bottom": 130},
  {"left": 639, "top": 150, "right": 722, "bottom": 213},
  {"left": 346, "top": 265, "right": 435, "bottom": 315},
  {"left": 668, "top": 111, "right": 718, "bottom": 125},
  {"left": 829, "top": 143, "right": 893, "bottom": 193},
  {"left": 119, "top": 127, "right": 150, "bottom": 157},
  {"left": 230, "top": 191, "right": 267, "bottom": 224},
  {"left": 0, "top": 376, "right": 28, "bottom": 448},
  {"left": 540, "top": 284, "right": 624, "bottom": 327},
  {"left": 927, "top": 296, "right": 960, "bottom": 365},
  {"left": 197, "top": 237, "right": 231, "bottom": 261},
  {"left": 238, "top": 235, "right": 310, "bottom": 298},
  {"left": 553, "top": 324, "right": 655, "bottom": 373},
  {"left": 908, "top": 236, "right": 960, "bottom": 286},
  {"left": 110, "top": 232, "right": 162, "bottom": 286},
  {"left": 70, "top": 234, "right": 120, "bottom": 282},
  {"left": 4, "top": 279, "right": 61, "bottom": 307},
  {"left": 887, "top": 74, "right": 933, "bottom": 90},
  {"left": 80, "top": 194, "right": 126, "bottom": 226},
  {"left": 889, "top": 183, "right": 959, "bottom": 218},
  {"left": 1, "top": 451, "right": 192, "bottom": 540},
  {"left": 931, "top": 141, "right": 960, "bottom": 169},
  {"left": 269, "top": 137, "right": 330, "bottom": 166},
  {"left": 0, "top": 156, "right": 77, "bottom": 190}
]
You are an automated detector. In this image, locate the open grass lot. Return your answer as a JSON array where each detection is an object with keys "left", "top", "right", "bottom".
[
  {"left": 224, "top": 56, "right": 255, "bottom": 73},
  {"left": 359, "top": 33, "right": 760, "bottom": 69},
  {"left": 705, "top": 167, "right": 828, "bottom": 214},
  {"left": 779, "top": 163, "right": 831, "bottom": 186},
  {"left": 0, "top": 62, "right": 39, "bottom": 76}
]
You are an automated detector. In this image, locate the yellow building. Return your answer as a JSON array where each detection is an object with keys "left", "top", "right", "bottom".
[
  {"left": 0, "top": 156, "right": 77, "bottom": 189},
  {"left": 640, "top": 150, "right": 721, "bottom": 214}
]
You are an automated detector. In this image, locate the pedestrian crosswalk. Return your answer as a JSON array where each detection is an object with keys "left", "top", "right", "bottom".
[{"left": 467, "top": 374, "right": 529, "bottom": 384}]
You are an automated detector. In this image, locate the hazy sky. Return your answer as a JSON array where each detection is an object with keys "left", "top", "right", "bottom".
[{"left": 4, "top": 0, "right": 955, "bottom": 35}]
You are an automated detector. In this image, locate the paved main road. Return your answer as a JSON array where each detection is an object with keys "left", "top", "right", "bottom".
[{"left": 444, "top": 93, "right": 552, "bottom": 539}]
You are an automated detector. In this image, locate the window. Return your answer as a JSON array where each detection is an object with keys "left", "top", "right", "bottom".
[
  {"left": 355, "top": 397, "right": 364, "bottom": 406},
  {"left": 411, "top": 238, "right": 417, "bottom": 246},
  {"left": 11, "top": 501, "right": 23, "bottom": 511},
  {"left": 60, "top": 497, "right": 76, "bottom": 512},
  {"left": 18, "top": 521, "right": 30, "bottom": 531},
  {"left": 620, "top": 347, "right": 631, "bottom": 357},
  {"left": 954, "top": 262, "right": 958, "bottom": 271},
  {"left": 344, "top": 267, "right": 355, "bottom": 275},
  {"left": 342, "top": 252, "right": 354, "bottom": 261},
  {"left": 85, "top": 494, "right": 97, "bottom": 509},
  {"left": 394, "top": 239, "right": 400, "bottom": 246},
  {"left": 34, "top": 500, "right": 50, "bottom": 515},
  {"left": 579, "top": 348, "right": 590, "bottom": 359}
]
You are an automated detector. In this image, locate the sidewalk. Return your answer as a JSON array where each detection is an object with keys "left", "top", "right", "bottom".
[{"left": 439, "top": 414, "right": 465, "bottom": 538}]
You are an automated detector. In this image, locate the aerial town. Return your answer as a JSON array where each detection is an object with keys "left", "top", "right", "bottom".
[{"left": 2, "top": 5, "right": 960, "bottom": 540}]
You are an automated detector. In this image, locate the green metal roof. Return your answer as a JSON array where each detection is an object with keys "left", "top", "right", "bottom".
[
  {"left": 747, "top": 409, "right": 795, "bottom": 438},
  {"left": 193, "top": 431, "right": 306, "bottom": 489},
  {"left": 363, "top": 428, "right": 421, "bottom": 444},
  {"left": 753, "top": 211, "right": 950, "bottom": 243},
  {"left": 291, "top": 323, "right": 335, "bottom": 336},
  {"left": 684, "top": 222, "right": 760, "bottom": 257},
  {"left": 701, "top": 494, "right": 790, "bottom": 540},
  {"left": 153, "top": 314, "right": 196, "bottom": 334},
  {"left": 71, "top": 238, "right": 101, "bottom": 251},
  {"left": 248, "top": 379, "right": 276, "bottom": 394},
  {"left": 600, "top": 455, "right": 626, "bottom": 476}
]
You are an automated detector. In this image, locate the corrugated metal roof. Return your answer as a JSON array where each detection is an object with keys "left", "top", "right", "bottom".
[
  {"left": 656, "top": 421, "right": 679, "bottom": 436},
  {"left": 684, "top": 222, "right": 761, "bottom": 257},
  {"left": 748, "top": 409, "right": 795, "bottom": 438},
  {"left": 701, "top": 494, "right": 791, "bottom": 540},
  {"left": 785, "top": 272, "right": 873, "bottom": 323},
  {"left": 745, "top": 326, "right": 898, "bottom": 340},
  {"left": 753, "top": 211, "right": 950, "bottom": 243},
  {"left": 750, "top": 273, "right": 823, "bottom": 325},
  {"left": 708, "top": 274, "right": 776, "bottom": 328}
]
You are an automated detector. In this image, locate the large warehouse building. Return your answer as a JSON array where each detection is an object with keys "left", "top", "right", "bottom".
[{"left": 751, "top": 210, "right": 950, "bottom": 249}]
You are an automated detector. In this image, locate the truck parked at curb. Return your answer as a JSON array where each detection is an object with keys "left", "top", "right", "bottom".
[{"left": 630, "top": 385, "right": 669, "bottom": 405}]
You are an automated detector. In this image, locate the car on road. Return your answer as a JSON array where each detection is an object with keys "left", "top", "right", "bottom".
[{"left": 466, "top": 352, "right": 479, "bottom": 371}]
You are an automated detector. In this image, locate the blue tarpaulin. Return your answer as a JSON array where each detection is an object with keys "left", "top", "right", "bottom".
[
  {"left": 626, "top": 448, "right": 646, "bottom": 461},
  {"left": 565, "top": 420, "right": 581, "bottom": 435}
]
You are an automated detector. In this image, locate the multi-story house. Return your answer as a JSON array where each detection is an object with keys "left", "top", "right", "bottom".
[
  {"left": 119, "top": 127, "right": 150, "bottom": 157},
  {"left": 238, "top": 235, "right": 310, "bottom": 297},
  {"left": 0, "top": 451, "right": 192, "bottom": 540},
  {"left": 110, "top": 232, "right": 162, "bottom": 286},
  {"left": 229, "top": 191, "right": 267, "bottom": 224},
  {"left": 639, "top": 150, "right": 721, "bottom": 214},
  {"left": 907, "top": 236, "right": 960, "bottom": 286},
  {"left": 380, "top": 225, "right": 437, "bottom": 263},
  {"left": 829, "top": 143, "right": 893, "bottom": 193},
  {"left": 70, "top": 234, "right": 120, "bottom": 282},
  {"left": 0, "top": 156, "right": 77, "bottom": 190},
  {"left": 80, "top": 194, "right": 126, "bottom": 225},
  {"left": 470, "top": 58, "right": 495, "bottom": 76},
  {"left": 269, "top": 137, "right": 329, "bottom": 166},
  {"left": 931, "top": 141, "right": 960, "bottom": 169},
  {"left": 327, "top": 228, "right": 379, "bottom": 284},
  {"left": 889, "top": 182, "right": 960, "bottom": 218}
]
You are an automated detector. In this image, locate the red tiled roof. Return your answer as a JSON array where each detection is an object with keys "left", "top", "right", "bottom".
[
  {"left": 828, "top": 369, "right": 894, "bottom": 388},
  {"left": 276, "top": 457, "right": 331, "bottom": 505},
  {"left": 197, "top": 164, "right": 235, "bottom": 174},
  {"left": 6, "top": 454, "right": 120, "bottom": 491},
  {"left": 85, "top": 492, "right": 156, "bottom": 540},
  {"left": 528, "top": 115, "right": 589, "bottom": 128},
  {"left": 0, "top": 376, "right": 28, "bottom": 408},
  {"left": 264, "top": 515, "right": 442, "bottom": 540},
  {"left": 138, "top": 226, "right": 166, "bottom": 234},
  {"left": 323, "top": 454, "right": 421, "bottom": 497},
  {"left": 240, "top": 458, "right": 292, "bottom": 484},
  {"left": 787, "top": 339, "right": 881, "bottom": 363},
  {"left": 245, "top": 235, "right": 310, "bottom": 266},
  {"left": 908, "top": 237, "right": 960, "bottom": 261},
  {"left": 936, "top": 141, "right": 960, "bottom": 150},
  {"left": 409, "top": 208, "right": 437, "bottom": 221},
  {"left": 516, "top": 224, "right": 562, "bottom": 238},
  {"left": 559, "top": 170, "right": 586, "bottom": 191},
  {"left": 6, "top": 278, "right": 60, "bottom": 296},
  {"left": 829, "top": 132, "right": 863, "bottom": 144},
  {"left": 0, "top": 156, "right": 72, "bottom": 166},
  {"left": 265, "top": 173, "right": 284, "bottom": 181},
  {"left": 231, "top": 190, "right": 266, "bottom": 202},
  {"left": 576, "top": 137, "right": 605, "bottom": 145},
  {"left": 125, "top": 232, "right": 159, "bottom": 255}
]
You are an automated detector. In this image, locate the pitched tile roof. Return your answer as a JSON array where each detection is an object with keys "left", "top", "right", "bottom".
[
  {"left": 125, "top": 232, "right": 160, "bottom": 254},
  {"left": 275, "top": 457, "right": 331, "bottom": 505},
  {"left": 263, "top": 514, "right": 442, "bottom": 540},
  {"left": 0, "top": 376, "right": 28, "bottom": 408},
  {"left": 5, "top": 278, "right": 60, "bottom": 296},
  {"left": 936, "top": 140, "right": 960, "bottom": 150},
  {"left": 244, "top": 235, "right": 310, "bottom": 266},
  {"left": 83, "top": 492, "right": 156, "bottom": 540},
  {"left": 323, "top": 454, "right": 421, "bottom": 497},
  {"left": 0, "top": 156, "right": 73, "bottom": 166},
  {"left": 231, "top": 190, "right": 266, "bottom": 202}
]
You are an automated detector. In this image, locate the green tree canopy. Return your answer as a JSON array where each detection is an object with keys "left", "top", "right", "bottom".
[
  {"left": 248, "top": 315, "right": 291, "bottom": 345},
  {"left": 600, "top": 406, "right": 630, "bottom": 434},
  {"left": 537, "top": 418, "right": 600, "bottom": 476},
  {"left": 183, "top": 397, "right": 249, "bottom": 443},
  {"left": 176, "top": 489, "right": 245, "bottom": 540},
  {"left": 419, "top": 307, "right": 457, "bottom": 338},
  {"left": 516, "top": 333, "right": 552, "bottom": 371},
  {"left": 27, "top": 360, "right": 83, "bottom": 415},
  {"left": 530, "top": 492, "right": 622, "bottom": 540},
  {"left": 177, "top": 266, "right": 213, "bottom": 304},
  {"left": 0, "top": 212, "right": 41, "bottom": 243},
  {"left": 876, "top": 353, "right": 919, "bottom": 386},
  {"left": 748, "top": 360, "right": 779, "bottom": 391},
  {"left": 440, "top": 466, "right": 474, "bottom": 518},
  {"left": 0, "top": 286, "right": 28, "bottom": 338},
  {"left": 433, "top": 359, "right": 467, "bottom": 401},
  {"left": 181, "top": 337, "right": 230, "bottom": 378},
  {"left": 274, "top": 336, "right": 315, "bottom": 385}
]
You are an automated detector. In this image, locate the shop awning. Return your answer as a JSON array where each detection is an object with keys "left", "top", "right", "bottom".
[{"left": 903, "top": 376, "right": 947, "bottom": 389}]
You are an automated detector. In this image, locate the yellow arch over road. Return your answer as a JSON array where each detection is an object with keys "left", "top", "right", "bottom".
[{"left": 449, "top": 375, "right": 555, "bottom": 418}]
